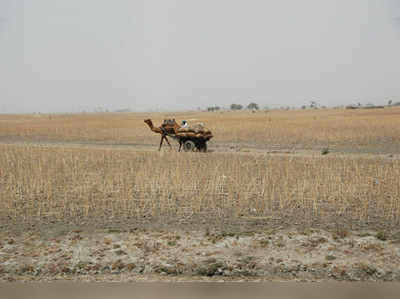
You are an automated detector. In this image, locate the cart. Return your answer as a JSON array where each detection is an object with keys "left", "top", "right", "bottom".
[
  {"left": 160, "top": 119, "right": 213, "bottom": 152},
  {"left": 173, "top": 132, "right": 212, "bottom": 152}
]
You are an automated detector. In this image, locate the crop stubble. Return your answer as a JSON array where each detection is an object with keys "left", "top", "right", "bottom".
[
  {"left": 1, "top": 108, "right": 400, "bottom": 232},
  {"left": 0, "top": 146, "right": 399, "bottom": 232}
]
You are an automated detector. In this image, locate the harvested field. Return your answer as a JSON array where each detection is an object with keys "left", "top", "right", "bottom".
[
  {"left": 1, "top": 108, "right": 400, "bottom": 281},
  {"left": 0, "top": 144, "right": 399, "bottom": 232},
  {"left": 1, "top": 107, "right": 400, "bottom": 153}
]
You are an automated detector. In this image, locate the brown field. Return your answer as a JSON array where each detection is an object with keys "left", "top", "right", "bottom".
[
  {"left": 1, "top": 107, "right": 400, "bottom": 152},
  {"left": 1, "top": 108, "right": 400, "bottom": 232},
  {"left": 1, "top": 108, "right": 400, "bottom": 282}
]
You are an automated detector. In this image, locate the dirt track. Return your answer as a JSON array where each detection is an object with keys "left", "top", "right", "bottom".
[{"left": 1, "top": 139, "right": 398, "bottom": 159}]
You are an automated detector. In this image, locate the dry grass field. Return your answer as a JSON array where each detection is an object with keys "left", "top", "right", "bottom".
[
  {"left": 1, "top": 108, "right": 400, "bottom": 232},
  {"left": 1, "top": 108, "right": 400, "bottom": 282},
  {"left": 1, "top": 107, "right": 400, "bottom": 152}
]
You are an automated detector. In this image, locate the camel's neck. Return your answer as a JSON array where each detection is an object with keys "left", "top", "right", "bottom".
[
  {"left": 145, "top": 120, "right": 154, "bottom": 130},
  {"left": 145, "top": 120, "right": 162, "bottom": 134}
]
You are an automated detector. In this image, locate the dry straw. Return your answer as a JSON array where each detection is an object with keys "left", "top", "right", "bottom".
[
  {"left": 1, "top": 108, "right": 400, "bottom": 229},
  {"left": 0, "top": 144, "right": 399, "bottom": 229}
]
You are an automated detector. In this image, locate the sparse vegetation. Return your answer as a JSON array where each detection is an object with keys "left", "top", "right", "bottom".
[
  {"left": 1, "top": 108, "right": 400, "bottom": 153},
  {"left": 321, "top": 147, "right": 330, "bottom": 155},
  {"left": 259, "top": 239, "right": 269, "bottom": 248},
  {"left": 0, "top": 143, "right": 399, "bottom": 230},
  {"left": 376, "top": 231, "right": 389, "bottom": 241},
  {"left": 1, "top": 108, "right": 400, "bottom": 282},
  {"left": 0, "top": 108, "right": 400, "bottom": 230},
  {"left": 197, "top": 258, "right": 225, "bottom": 276},
  {"left": 325, "top": 255, "right": 337, "bottom": 261}
]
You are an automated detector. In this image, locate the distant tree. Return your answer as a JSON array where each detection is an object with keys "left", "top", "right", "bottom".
[
  {"left": 207, "top": 106, "right": 221, "bottom": 112},
  {"left": 230, "top": 104, "right": 243, "bottom": 110},
  {"left": 247, "top": 102, "right": 259, "bottom": 110},
  {"left": 309, "top": 101, "right": 319, "bottom": 109},
  {"left": 388, "top": 100, "right": 392, "bottom": 106},
  {"left": 114, "top": 108, "right": 132, "bottom": 113}
]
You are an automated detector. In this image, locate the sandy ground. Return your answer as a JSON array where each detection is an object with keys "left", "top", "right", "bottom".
[{"left": 1, "top": 226, "right": 400, "bottom": 282}]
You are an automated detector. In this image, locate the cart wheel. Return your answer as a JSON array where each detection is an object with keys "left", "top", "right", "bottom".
[
  {"left": 183, "top": 140, "right": 196, "bottom": 152},
  {"left": 198, "top": 142, "right": 207, "bottom": 152}
]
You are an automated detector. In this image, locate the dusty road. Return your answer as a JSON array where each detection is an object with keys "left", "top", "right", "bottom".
[{"left": 1, "top": 139, "right": 398, "bottom": 159}]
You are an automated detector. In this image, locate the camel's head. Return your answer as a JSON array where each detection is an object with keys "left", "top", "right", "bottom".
[{"left": 144, "top": 119, "right": 154, "bottom": 129}]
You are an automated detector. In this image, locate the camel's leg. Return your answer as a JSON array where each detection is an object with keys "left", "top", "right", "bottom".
[
  {"left": 159, "top": 135, "right": 172, "bottom": 151},
  {"left": 159, "top": 136, "right": 164, "bottom": 151},
  {"left": 178, "top": 141, "right": 182, "bottom": 152},
  {"left": 165, "top": 136, "right": 172, "bottom": 148}
]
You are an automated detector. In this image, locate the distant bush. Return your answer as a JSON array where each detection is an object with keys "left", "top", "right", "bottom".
[
  {"left": 362, "top": 106, "right": 384, "bottom": 109},
  {"left": 230, "top": 104, "right": 243, "bottom": 110},
  {"left": 207, "top": 106, "right": 221, "bottom": 112},
  {"left": 247, "top": 103, "right": 259, "bottom": 110},
  {"left": 321, "top": 148, "right": 330, "bottom": 155}
]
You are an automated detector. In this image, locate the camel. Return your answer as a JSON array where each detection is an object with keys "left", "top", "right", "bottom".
[{"left": 144, "top": 119, "right": 181, "bottom": 151}]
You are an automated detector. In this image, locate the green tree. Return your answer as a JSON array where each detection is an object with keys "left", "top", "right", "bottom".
[
  {"left": 247, "top": 102, "right": 259, "bottom": 110},
  {"left": 230, "top": 104, "right": 243, "bottom": 110},
  {"left": 207, "top": 106, "right": 221, "bottom": 112}
]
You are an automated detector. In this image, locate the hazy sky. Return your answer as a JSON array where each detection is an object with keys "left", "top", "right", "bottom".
[{"left": 1, "top": 0, "right": 400, "bottom": 113}]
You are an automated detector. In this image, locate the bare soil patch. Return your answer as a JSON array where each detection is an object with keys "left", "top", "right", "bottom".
[{"left": 2, "top": 228, "right": 400, "bottom": 282}]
